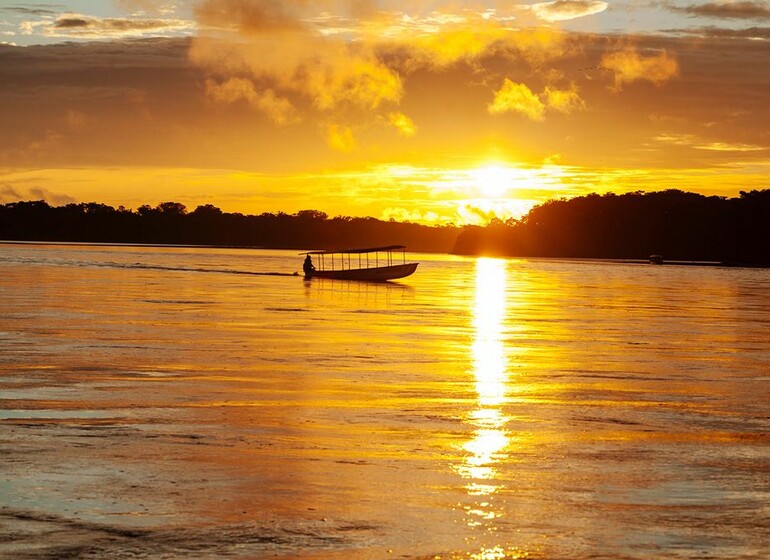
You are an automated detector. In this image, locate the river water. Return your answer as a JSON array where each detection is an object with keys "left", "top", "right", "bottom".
[{"left": 1, "top": 243, "right": 768, "bottom": 559}]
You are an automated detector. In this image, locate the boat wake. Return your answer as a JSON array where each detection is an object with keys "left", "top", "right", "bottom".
[
  {"left": 109, "top": 262, "right": 299, "bottom": 277},
  {"left": 2, "top": 254, "right": 299, "bottom": 277}
]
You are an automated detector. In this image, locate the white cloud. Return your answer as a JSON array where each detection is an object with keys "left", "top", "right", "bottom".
[{"left": 529, "top": 0, "right": 608, "bottom": 22}]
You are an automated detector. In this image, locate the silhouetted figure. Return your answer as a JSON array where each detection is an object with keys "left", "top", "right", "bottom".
[{"left": 303, "top": 254, "right": 316, "bottom": 277}]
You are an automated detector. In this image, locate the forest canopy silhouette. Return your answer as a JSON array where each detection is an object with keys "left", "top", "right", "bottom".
[
  {"left": 1, "top": 189, "right": 768, "bottom": 265},
  {"left": 454, "top": 189, "right": 770, "bottom": 265}
]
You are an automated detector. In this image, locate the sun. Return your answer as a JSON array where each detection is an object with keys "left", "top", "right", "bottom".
[
  {"left": 470, "top": 165, "right": 514, "bottom": 198},
  {"left": 377, "top": 161, "right": 563, "bottom": 225}
]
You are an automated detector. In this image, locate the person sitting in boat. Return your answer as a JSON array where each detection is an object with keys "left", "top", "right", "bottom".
[{"left": 303, "top": 254, "right": 316, "bottom": 276}]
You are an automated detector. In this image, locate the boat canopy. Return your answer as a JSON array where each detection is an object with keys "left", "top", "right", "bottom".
[
  {"left": 298, "top": 245, "right": 416, "bottom": 281},
  {"left": 299, "top": 245, "right": 405, "bottom": 255}
]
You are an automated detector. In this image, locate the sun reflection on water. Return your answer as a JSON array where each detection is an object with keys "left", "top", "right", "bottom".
[
  {"left": 471, "top": 259, "right": 508, "bottom": 409},
  {"left": 470, "top": 546, "right": 507, "bottom": 560},
  {"left": 455, "top": 257, "right": 511, "bottom": 539}
]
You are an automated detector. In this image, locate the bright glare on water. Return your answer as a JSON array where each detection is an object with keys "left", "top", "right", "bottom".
[{"left": 1, "top": 243, "right": 769, "bottom": 559}]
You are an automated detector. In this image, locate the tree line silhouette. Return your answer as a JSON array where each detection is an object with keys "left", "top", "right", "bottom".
[
  {"left": 454, "top": 189, "right": 770, "bottom": 265},
  {"left": 1, "top": 189, "right": 768, "bottom": 265},
  {"left": 0, "top": 201, "right": 458, "bottom": 253}
]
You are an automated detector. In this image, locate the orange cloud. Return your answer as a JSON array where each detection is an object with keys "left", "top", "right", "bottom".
[
  {"left": 406, "top": 21, "right": 510, "bottom": 67},
  {"left": 65, "top": 110, "right": 89, "bottom": 129},
  {"left": 601, "top": 47, "right": 679, "bottom": 90},
  {"left": 189, "top": 1, "right": 571, "bottom": 150},
  {"left": 388, "top": 112, "right": 417, "bottom": 137},
  {"left": 326, "top": 124, "right": 357, "bottom": 153},
  {"left": 410, "top": 24, "right": 569, "bottom": 69},
  {"left": 488, "top": 79, "right": 546, "bottom": 121},
  {"left": 204, "top": 77, "right": 298, "bottom": 124},
  {"left": 306, "top": 57, "right": 403, "bottom": 110},
  {"left": 544, "top": 85, "right": 586, "bottom": 114},
  {"left": 489, "top": 80, "right": 585, "bottom": 120},
  {"left": 190, "top": 31, "right": 403, "bottom": 115}
]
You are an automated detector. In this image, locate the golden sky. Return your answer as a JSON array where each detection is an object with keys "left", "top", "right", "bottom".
[{"left": 1, "top": 0, "right": 768, "bottom": 224}]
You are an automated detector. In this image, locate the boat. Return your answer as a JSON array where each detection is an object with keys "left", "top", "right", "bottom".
[{"left": 300, "top": 245, "right": 418, "bottom": 281}]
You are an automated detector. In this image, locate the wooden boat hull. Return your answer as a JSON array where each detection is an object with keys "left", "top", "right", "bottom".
[{"left": 308, "top": 262, "right": 418, "bottom": 282}]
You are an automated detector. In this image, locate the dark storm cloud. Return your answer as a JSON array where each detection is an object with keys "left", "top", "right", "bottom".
[
  {"left": 0, "top": 37, "right": 192, "bottom": 76},
  {"left": 0, "top": 38, "right": 199, "bottom": 167},
  {"left": 0, "top": 4, "right": 64, "bottom": 16},
  {"left": 669, "top": 25, "right": 770, "bottom": 38},
  {"left": 47, "top": 13, "right": 196, "bottom": 37},
  {"left": 55, "top": 17, "right": 89, "bottom": 29},
  {"left": 670, "top": 1, "right": 770, "bottom": 20}
]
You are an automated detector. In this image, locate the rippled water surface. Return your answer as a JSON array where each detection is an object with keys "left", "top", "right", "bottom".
[{"left": 1, "top": 243, "right": 769, "bottom": 559}]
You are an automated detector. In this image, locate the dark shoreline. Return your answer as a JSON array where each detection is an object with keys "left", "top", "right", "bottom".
[
  {"left": 3, "top": 190, "right": 769, "bottom": 266},
  {"left": 622, "top": 258, "right": 770, "bottom": 269}
]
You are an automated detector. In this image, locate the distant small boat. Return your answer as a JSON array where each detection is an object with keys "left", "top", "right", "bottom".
[
  {"left": 300, "top": 245, "right": 418, "bottom": 281},
  {"left": 649, "top": 254, "right": 664, "bottom": 265}
]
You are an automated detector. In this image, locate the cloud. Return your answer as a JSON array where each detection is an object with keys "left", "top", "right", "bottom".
[
  {"left": 488, "top": 79, "right": 585, "bottom": 120},
  {"left": 381, "top": 206, "right": 440, "bottom": 223},
  {"left": 601, "top": 46, "right": 679, "bottom": 89},
  {"left": 24, "top": 129, "right": 65, "bottom": 158},
  {"left": 114, "top": 1, "right": 180, "bottom": 16},
  {"left": 205, "top": 78, "right": 299, "bottom": 124},
  {"left": 326, "top": 124, "right": 357, "bottom": 153},
  {"left": 488, "top": 79, "right": 546, "bottom": 121},
  {"left": 55, "top": 17, "right": 90, "bottom": 29},
  {"left": 529, "top": 0, "right": 609, "bottom": 22},
  {"left": 3, "top": 85, "right": 147, "bottom": 104},
  {"left": 309, "top": 56, "right": 403, "bottom": 111},
  {"left": 653, "top": 133, "right": 698, "bottom": 146},
  {"left": 5, "top": 107, "right": 95, "bottom": 164},
  {"left": 670, "top": 1, "right": 770, "bottom": 20},
  {"left": 0, "top": 38, "right": 201, "bottom": 168},
  {"left": 653, "top": 133, "right": 766, "bottom": 153},
  {"left": 5, "top": 8, "right": 764, "bottom": 186},
  {"left": 28, "top": 186, "right": 77, "bottom": 205},
  {"left": 65, "top": 110, "right": 89, "bottom": 129},
  {"left": 544, "top": 85, "right": 586, "bottom": 114},
  {"left": 0, "top": 184, "right": 23, "bottom": 201},
  {"left": 0, "top": 6, "right": 61, "bottom": 16},
  {"left": 0, "top": 183, "right": 75, "bottom": 205},
  {"left": 190, "top": 34, "right": 404, "bottom": 114},
  {"left": 671, "top": 25, "right": 770, "bottom": 38},
  {"left": 195, "top": 0, "right": 315, "bottom": 32},
  {"left": 189, "top": 1, "right": 572, "bottom": 149},
  {"left": 21, "top": 12, "right": 196, "bottom": 39},
  {"left": 696, "top": 142, "right": 765, "bottom": 151},
  {"left": 403, "top": 19, "right": 514, "bottom": 67},
  {"left": 458, "top": 203, "right": 500, "bottom": 225},
  {"left": 388, "top": 112, "right": 417, "bottom": 137}
]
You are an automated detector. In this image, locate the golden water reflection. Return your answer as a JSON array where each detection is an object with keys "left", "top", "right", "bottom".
[{"left": 456, "top": 258, "right": 511, "bottom": 534}]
